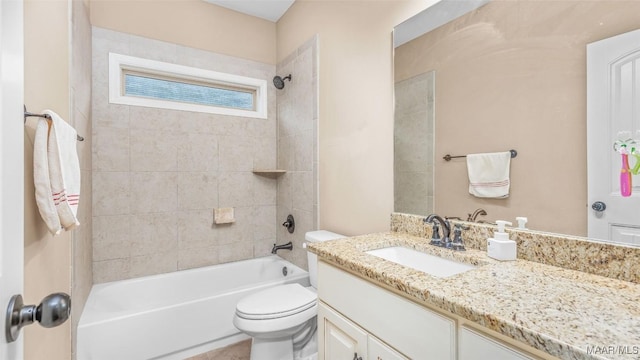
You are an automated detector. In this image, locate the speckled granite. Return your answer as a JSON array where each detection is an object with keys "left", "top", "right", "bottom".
[
  {"left": 308, "top": 232, "right": 640, "bottom": 360},
  {"left": 391, "top": 212, "right": 640, "bottom": 284}
]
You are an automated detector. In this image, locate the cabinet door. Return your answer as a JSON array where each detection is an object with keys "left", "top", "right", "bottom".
[
  {"left": 459, "top": 327, "right": 535, "bottom": 360},
  {"left": 368, "top": 336, "right": 409, "bottom": 360},
  {"left": 318, "top": 303, "right": 368, "bottom": 360}
]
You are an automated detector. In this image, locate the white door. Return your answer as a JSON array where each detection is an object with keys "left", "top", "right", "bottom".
[
  {"left": 318, "top": 303, "right": 368, "bottom": 360},
  {"left": 587, "top": 29, "right": 640, "bottom": 245},
  {"left": 458, "top": 327, "right": 534, "bottom": 360},
  {"left": 368, "top": 336, "right": 408, "bottom": 360},
  {"left": 1, "top": 0, "right": 25, "bottom": 357}
]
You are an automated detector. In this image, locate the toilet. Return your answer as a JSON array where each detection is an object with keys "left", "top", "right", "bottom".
[{"left": 233, "top": 230, "right": 345, "bottom": 360}]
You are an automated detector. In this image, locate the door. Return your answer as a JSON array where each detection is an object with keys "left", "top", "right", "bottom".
[
  {"left": 458, "top": 327, "right": 534, "bottom": 360},
  {"left": 1, "top": 0, "right": 25, "bottom": 357},
  {"left": 368, "top": 336, "right": 409, "bottom": 360},
  {"left": 587, "top": 29, "right": 640, "bottom": 245},
  {"left": 318, "top": 303, "right": 368, "bottom": 360}
]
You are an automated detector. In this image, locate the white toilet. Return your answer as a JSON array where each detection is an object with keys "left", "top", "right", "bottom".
[{"left": 233, "top": 230, "right": 345, "bottom": 360}]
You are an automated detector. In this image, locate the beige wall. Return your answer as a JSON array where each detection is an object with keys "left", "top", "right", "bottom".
[
  {"left": 90, "top": 0, "right": 277, "bottom": 65},
  {"left": 395, "top": 0, "right": 640, "bottom": 236},
  {"left": 276, "top": 0, "right": 434, "bottom": 236},
  {"left": 24, "top": 0, "right": 72, "bottom": 359}
]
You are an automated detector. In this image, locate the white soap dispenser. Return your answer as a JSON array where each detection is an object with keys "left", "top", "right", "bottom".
[
  {"left": 493, "top": 220, "right": 512, "bottom": 240},
  {"left": 487, "top": 220, "right": 517, "bottom": 261},
  {"left": 516, "top": 217, "right": 528, "bottom": 230}
]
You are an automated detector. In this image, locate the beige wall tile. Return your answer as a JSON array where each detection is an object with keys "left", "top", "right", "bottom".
[
  {"left": 92, "top": 215, "right": 130, "bottom": 261},
  {"left": 94, "top": 127, "right": 129, "bottom": 171},
  {"left": 218, "top": 241, "right": 253, "bottom": 263},
  {"left": 253, "top": 206, "right": 277, "bottom": 241},
  {"left": 93, "top": 172, "right": 130, "bottom": 216},
  {"left": 292, "top": 129, "right": 313, "bottom": 171},
  {"left": 178, "top": 172, "right": 219, "bottom": 210},
  {"left": 129, "top": 212, "right": 178, "bottom": 256},
  {"left": 129, "top": 251, "right": 177, "bottom": 278},
  {"left": 130, "top": 172, "right": 178, "bottom": 213},
  {"left": 93, "top": 259, "right": 130, "bottom": 283},
  {"left": 218, "top": 136, "right": 254, "bottom": 172},
  {"left": 177, "top": 133, "right": 219, "bottom": 172},
  {"left": 129, "top": 33, "right": 178, "bottom": 63},
  {"left": 178, "top": 247, "right": 219, "bottom": 270},
  {"left": 219, "top": 172, "right": 254, "bottom": 207},
  {"left": 216, "top": 206, "right": 253, "bottom": 245},
  {"left": 291, "top": 171, "right": 313, "bottom": 212},
  {"left": 253, "top": 176, "right": 277, "bottom": 206},
  {"left": 178, "top": 210, "right": 217, "bottom": 250},
  {"left": 130, "top": 129, "right": 178, "bottom": 171}
]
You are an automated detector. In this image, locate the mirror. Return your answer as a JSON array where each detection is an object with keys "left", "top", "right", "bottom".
[{"left": 393, "top": 0, "right": 640, "bottom": 240}]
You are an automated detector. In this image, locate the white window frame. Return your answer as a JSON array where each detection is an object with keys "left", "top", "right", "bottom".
[{"left": 109, "top": 52, "right": 268, "bottom": 119}]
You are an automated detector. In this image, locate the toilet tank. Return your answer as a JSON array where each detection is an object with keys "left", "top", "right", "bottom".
[{"left": 305, "top": 230, "right": 346, "bottom": 289}]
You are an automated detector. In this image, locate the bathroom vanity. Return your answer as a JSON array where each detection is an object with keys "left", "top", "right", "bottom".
[{"left": 309, "top": 214, "right": 640, "bottom": 360}]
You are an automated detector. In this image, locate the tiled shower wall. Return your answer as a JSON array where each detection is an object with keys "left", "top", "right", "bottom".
[
  {"left": 275, "top": 36, "right": 319, "bottom": 269},
  {"left": 394, "top": 72, "right": 435, "bottom": 216},
  {"left": 91, "top": 27, "right": 277, "bottom": 283},
  {"left": 71, "top": 0, "right": 93, "bottom": 357}
]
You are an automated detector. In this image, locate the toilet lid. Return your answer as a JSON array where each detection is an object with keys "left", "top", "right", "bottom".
[{"left": 236, "top": 283, "right": 317, "bottom": 320}]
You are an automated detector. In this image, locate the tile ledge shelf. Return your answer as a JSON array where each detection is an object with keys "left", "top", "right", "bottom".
[{"left": 252, "top": 169, "right": 287, "bottom": 178}]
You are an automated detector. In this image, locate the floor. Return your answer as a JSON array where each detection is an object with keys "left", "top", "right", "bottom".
[{"left": 185, "top": 339, "right": 251, "bottom": 360}]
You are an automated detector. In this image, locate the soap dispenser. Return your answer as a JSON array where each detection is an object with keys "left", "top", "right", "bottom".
[
  {"left": 487, "top": 220, "right": 516, "bottom": 261},
  {"left": 493, "top": 220, "right": 512, "bottom": 240},
  {"left": 516, "top": 217, "right": 528, "bottom": 230}
]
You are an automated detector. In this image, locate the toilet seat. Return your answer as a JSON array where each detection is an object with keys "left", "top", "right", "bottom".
[{"left": 236, "top": 283, "right": 317, "bottom": 320}]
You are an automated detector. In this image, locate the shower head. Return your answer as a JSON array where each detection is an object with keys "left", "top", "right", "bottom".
[{"left": 273, "top": 74, "right": 292, "bottom": 89}]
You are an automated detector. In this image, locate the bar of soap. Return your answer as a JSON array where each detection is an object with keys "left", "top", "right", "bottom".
[{"left": 214, "top": 207, "right": 235, "bottom": 224}]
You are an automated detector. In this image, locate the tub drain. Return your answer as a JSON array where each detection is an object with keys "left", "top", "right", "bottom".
[{"left": 282, "top": 266, "right": 288, "bottom": 276}]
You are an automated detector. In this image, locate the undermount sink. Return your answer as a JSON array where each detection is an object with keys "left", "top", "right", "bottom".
[{"left": 366, "top": 246, "right": 476, "bottom": 278}]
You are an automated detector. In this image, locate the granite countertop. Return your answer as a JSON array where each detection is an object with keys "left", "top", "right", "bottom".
[{"left": 308, "top": 232, "right": 640, "bottom": 360}]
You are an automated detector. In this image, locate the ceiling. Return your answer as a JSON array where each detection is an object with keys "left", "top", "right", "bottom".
[{"left": 203, "top": 0, "right": 295, "bottom": 22}]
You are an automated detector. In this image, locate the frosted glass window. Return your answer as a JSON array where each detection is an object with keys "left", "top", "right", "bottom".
[
  {"left": 124, "top": 74, "right": 254, "bottom": 110},
  {"left": 109, "top": 53, "right": 268, "bottom": 119}
]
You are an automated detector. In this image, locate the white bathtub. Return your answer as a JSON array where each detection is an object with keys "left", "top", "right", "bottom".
[{"left": 78, "top": 256, "right": 309, "bottom": 360}]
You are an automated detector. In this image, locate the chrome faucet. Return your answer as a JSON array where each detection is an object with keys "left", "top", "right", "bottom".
[
  {"left": 424, "top": 214, "right": 451, "bottom": 248},
  {"left": 271, "top": 242, "right": 293, "bottom": 254}
]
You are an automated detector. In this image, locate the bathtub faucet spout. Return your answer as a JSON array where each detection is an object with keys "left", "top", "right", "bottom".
[{"left": 271, "top": 242, "right": 293, "bottom": 254}]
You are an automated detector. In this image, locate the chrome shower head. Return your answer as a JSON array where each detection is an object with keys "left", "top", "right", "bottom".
[{"left": 273, "top": 74, "right": 292, "bottom": 89}]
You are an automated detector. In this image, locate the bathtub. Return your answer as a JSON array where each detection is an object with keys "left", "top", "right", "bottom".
[{"left": 78, "top": 255, "right": 309, "bottom": 360}]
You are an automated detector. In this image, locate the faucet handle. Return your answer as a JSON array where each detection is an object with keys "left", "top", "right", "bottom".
[
  {"left": 429, "top": 222, "right": 443, "bottom": 246},
  {"left": 451, "top": 224, "right": 468, "bottom": 251}
]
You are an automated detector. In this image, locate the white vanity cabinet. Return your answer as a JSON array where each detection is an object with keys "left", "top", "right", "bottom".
[
  {"left": 318, "top": 303, "right": 367, "bottom": 360},
  {"left": 318, "top": 303, "right": 408, "bottom": 360},
  {"left": 318, "top": 261, "right": 549, "bottom": 360},
  {"left": 368, "top": 335, "right": 410, "bottom": 360},
  {"left": 318, "top": 261, "right": 455, "bottom": 360},
  {"left": 459, "top": 327, "right": 535, "bottom": 360}
]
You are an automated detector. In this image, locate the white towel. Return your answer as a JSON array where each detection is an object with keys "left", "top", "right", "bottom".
[
  {"left": 34, "top": 118, "right": 62, "bottom": 235},
  {"left": 33, "top": 110, "right": 81, "bottom": 235},
  {"left": 466, "top": 151, "right": 511, "bottom": 198}
]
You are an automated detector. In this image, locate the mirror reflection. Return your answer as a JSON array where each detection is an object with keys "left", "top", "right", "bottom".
[{"left": 394, "top": 0, "right": 640, "bottom": 243}]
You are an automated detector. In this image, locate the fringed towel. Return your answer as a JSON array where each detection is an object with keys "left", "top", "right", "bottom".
[
  {"left": 33, "top": 110, "right": 81, "bottom": 235},
  {"left": 466, "top": 151, "right": 511, "bottom": 198}
]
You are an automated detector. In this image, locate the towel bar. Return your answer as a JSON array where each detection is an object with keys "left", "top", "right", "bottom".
[
  {"left": 24, "top": 105, "right": 84, "bottom": 141},
  {"left": 443, "top": 149, "right": 517, "bottom": 162}
]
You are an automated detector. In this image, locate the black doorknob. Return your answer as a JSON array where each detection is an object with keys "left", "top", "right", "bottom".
[{"left": 592, "top": 201, "right": 607, "bottom": 212}]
